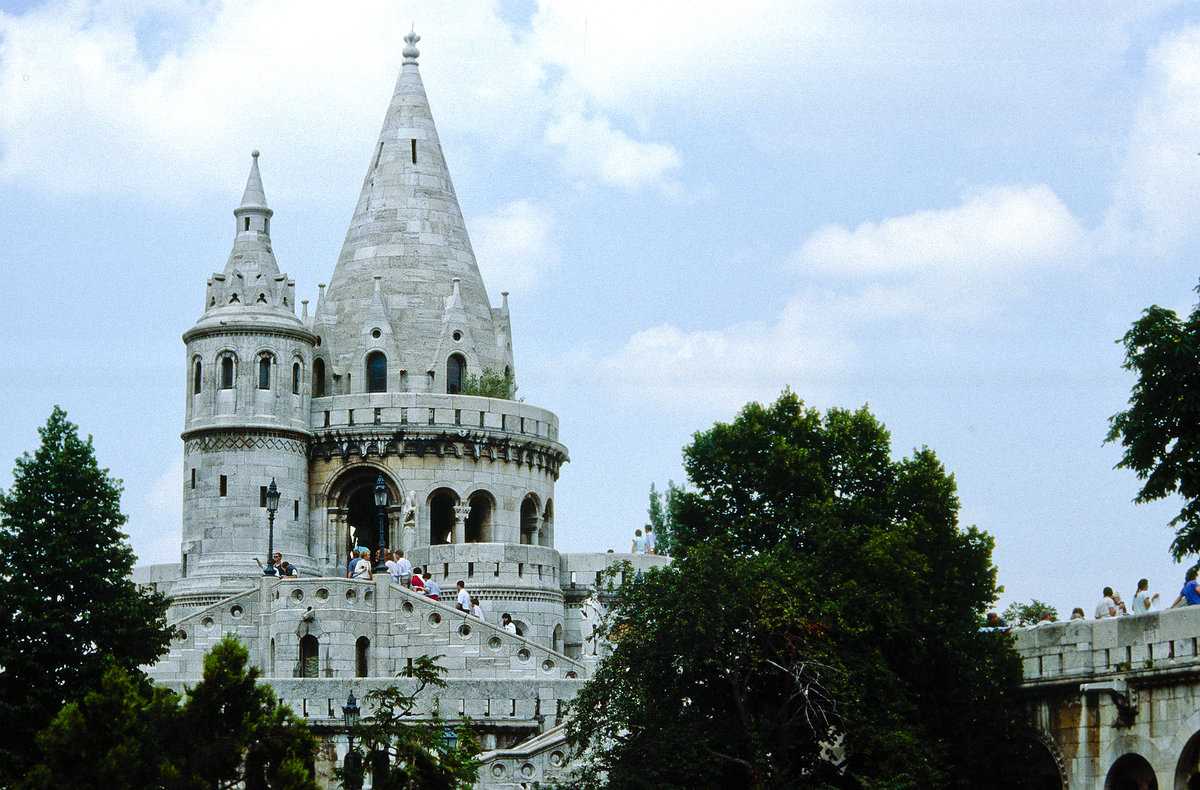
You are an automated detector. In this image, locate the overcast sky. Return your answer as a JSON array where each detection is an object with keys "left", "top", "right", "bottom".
[{"left": 5, "top": 0, "right": 1200, "bottom": 618}]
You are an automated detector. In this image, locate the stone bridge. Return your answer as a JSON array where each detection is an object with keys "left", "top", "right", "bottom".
[{"left": 1016, "top": 606, "right": 1200, "bottom": 789}]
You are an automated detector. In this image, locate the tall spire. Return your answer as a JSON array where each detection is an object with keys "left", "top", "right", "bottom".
[
  {"left": 227, "top": 150, "right": 277, "bottom": 278},
  {"left": 320, "top": 32, "right": 510, "bottom": 385}
]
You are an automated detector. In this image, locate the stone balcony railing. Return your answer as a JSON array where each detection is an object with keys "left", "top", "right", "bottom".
[{"left": 1013, "top": 605, "right": 1200, "bottom": 687}]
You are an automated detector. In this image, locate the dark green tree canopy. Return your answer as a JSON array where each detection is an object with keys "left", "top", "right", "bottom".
[
  {"left": 21, "top": 635, "right": 318, "bottom": 790},
  {"left": 0, "top": 406, "right": 170, "bottom": 786},
  {"left": 1107, "top": 296, "right": 1200, "bottom": 559},
  {"left": 567, "top": 391, "right": 1038, "bottom": 789}
]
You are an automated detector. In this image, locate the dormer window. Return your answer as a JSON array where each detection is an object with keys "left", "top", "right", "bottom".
[
  {"left": 367, "top": 351, "right": 387, "bottom": 393},
  {"left": 446, "top": 354, "right": 465, "bottom": 394},
  {"left": 258, "top": 355, "right": 272, "bottom": 390}
]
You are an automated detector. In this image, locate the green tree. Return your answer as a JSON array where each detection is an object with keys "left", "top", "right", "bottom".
[
  {"left": 21, "top": 635, "right": 318, "bottom": 790},
  {"left": 459, "top": 367, "right": 517, "bottom": 400},
  {"left": 567, "top": 391, "right": 1038, "bottom": 789},
  {"left": 0, "top": 406, "right": 170, "bottom": 786},
  {"left": 337, "top": 655, "right": 480, "bottom": 789},
  {"left": 1106, "top": 294, "right": 1200, "bottom": 559},
  {"left": 646, "top": 481, "right": 682, "bottom": 557},
  {"left": 1001, "top": 599, "right": 1058, "bottom": 626}
]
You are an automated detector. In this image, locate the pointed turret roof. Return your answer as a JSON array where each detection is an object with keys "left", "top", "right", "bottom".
[
  {"left": 238, "top": 149, "right": 270, "bottom": 212},
  {"left": 320, "top": 31, "right": 510, "bottom": 381}
]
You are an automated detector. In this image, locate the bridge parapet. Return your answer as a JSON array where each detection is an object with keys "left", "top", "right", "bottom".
[{"left": 1014, "top": 605, "right": 1200, "bottom": 686}]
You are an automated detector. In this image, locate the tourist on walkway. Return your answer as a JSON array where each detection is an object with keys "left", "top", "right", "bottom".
[
  {"left": 1095, "top": 587, "right": 1118, "bottom": 619},
  {"left": 410, "top": 567, "right": 425, "bottom": 593},
  {"left": 1070, "top": 607, "right": 1086, "bottom": 620},
  {"left": 455, "top": 580, "right": 471, "bottom": 613},
  {"left": 423, "top": 572, "right": 441, "bottom": 601},
  {"left": 645, "top": 524, "right": 656, "bottom": 555},
  {"left": 471, "top": 596, "right": 485, "bottom": 621},
  {"left": 352, "top": 549, "right": 372, "bottom": 581},
  {"left": 502, "top": 613, "right": 517, "bottom": 635},
  {"left": 1172, "top": 568, "right": 1200, "bottom": 607},
  {"left": 253, "top": 552, "right": 284, "bottom": 575},
  {"left": 1111, "top": 591, "right": 1128, "bottom": 616},
  {"left": 1134, "top": 578, "right": 1160, "bottom": 613},
  {"left": 279, "top": 561, "right": 298, "bottom": 577},
  {"left": 394, "top": 549, "right": 413, "bottom": 587},
  {"left": 631, "top": 529, "right": 648, "bottom": 554}
]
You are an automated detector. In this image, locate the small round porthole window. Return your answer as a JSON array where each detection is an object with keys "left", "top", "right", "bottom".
[
  {"left": 402, "top": 601, "right": 414, "bottom": 614},
  {"left": 458, "top": 623, "right": 472, "bottom": 638},
  {"left": 291, "top": 588, "right": 304, "bottom": 602},
  {"left": 371, "top": 328, "right": 381, "bottom": 339},
  {"left": 452, "top": 330, "right": 462, "bottom": 341},
  {"left": 176, "top": 629, "right": 187, "bottom": 641},
  {"left": 491, "top": 764, "right": 506, "bottom": 778},
  {"left": 346, "top": 588, "right": 358, "bottom": 603},
  {"left": 521, "top": 763, "right": 535, "bottom": 778},
  {"left": 488, "top": 636, "right": 502, "bottom": 651},
  {"left": 316, "top": 588, "right": 329, "bottom": 601},
  {"left": 429, "top": 612, "right": 442, "bottom": 626},
  {"left": 364, "top": 590, "right": 373, "bottom": 603},
  {"left": 542, "top": 659, "right": 555, "bottom": 673},
  {"left": 200, "top": 616, "right": 214, "bottom": 631},
  {"left": 230, "top": 605, "right": 244, "bottom": 619},
  {"left": 517, "top": 648, "right": 531, "bottom": 662}
]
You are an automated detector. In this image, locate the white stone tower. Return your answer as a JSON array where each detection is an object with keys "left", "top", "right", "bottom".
[{"left": 178, "top": 153, "right": 318, "bottom": 601}]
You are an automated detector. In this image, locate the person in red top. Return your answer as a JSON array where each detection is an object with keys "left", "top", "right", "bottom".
[{"left": 410, "top": 567, "right": 425, "bottom": 592}]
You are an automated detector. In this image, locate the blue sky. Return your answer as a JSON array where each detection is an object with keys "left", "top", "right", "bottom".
[{"left": 3, "top": 0, "right": 1200, "bottom": 618}]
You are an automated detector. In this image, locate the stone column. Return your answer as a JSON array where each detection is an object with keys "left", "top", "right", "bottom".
[{"left": 453, "top": 503, "right": 470, "bottom": 544}]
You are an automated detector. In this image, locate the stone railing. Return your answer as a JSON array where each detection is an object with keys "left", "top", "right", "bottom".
[
  {"left": 310, "top": 392, "right": 559, "bottom": 442},
  {"left": 1013, "top": 605, "right": 1200, "bottom": 685}
]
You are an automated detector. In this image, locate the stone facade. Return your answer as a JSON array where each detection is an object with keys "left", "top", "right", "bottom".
[
  {"left": 1015, "top": 605, "right": 1200, "bottom": 788},
  {"left": 137, "top": 30, "right": 671, "bottom": 788}
]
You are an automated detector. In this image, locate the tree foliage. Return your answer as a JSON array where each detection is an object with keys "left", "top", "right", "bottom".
[
  {"left": 336, "top": 654, "right": 480, "bottom": 790},
  {"left": 0, "top": 406, "right": 171, "bottom": 786},
  {"left": 21, "top": 635, "right": 318, "bottom": 790},
  {"left": 646, "top": 480, "right": 683, "bottom": 557},
  {"left": 1001, "top": 599, "right": 1058, "bottom": 627},
  {"left": 459, "top": 367, "right": 517, "bottom": 400},
  {"left": 1106, "top": 296, "right": 1200, "bottom": 559},
  {"left": 567, "top": 391, "right": 1039, "bottom": 789}
]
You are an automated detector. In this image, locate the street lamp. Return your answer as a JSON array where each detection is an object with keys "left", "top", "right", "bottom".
[
  {"left": 263, "top": 479, "right": 280, "bottom": 575},
  {"left": 373, "top": 474, "right": 388, "bottom": 572},
  {"left": 342, "top": 692, "right": 363, "bottom": 790}
]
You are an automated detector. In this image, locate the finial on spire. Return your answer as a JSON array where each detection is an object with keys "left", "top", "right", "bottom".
[{"left": 403, "top": 29, "right": 420, "bottom": 64}]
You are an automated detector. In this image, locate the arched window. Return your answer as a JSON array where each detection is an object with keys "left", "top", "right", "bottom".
[
  {"left": 220, "top": 357, "right": 234, "bottom": 389},
  {"left": 299, "top": 635, "right": 318, "bottom": 678},
  {"left": 429, "top": 489, "right": 459, "bottom": 545},
  {"left": 367, "top": 351, "right": 387, "bottom": 393},
  {"left": 446, "top": 354, "right": 465, "bottom": 394},
  {"left": 193, "top": 359, "right": 202, "bottom": 394},
  {"left": 520, "top": 495, "right": 540, "bottom": 545},
  {"left": 356, "top": 637, "right": 370, "bottom": 678},
  {"left": 292, "top": 362, "right": 300, "bottom": 394},
  {"left": 258, "top": 356, "right": 271, "bottom": 390},
  {"left": 313, "top": 359, "right": 326, "bottom": 398},
  {"left": 466, "top": 492, "right": 493, "bottom": 542}
]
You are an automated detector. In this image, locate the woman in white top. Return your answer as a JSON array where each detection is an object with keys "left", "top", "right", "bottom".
[{"left": 352, "top": 549, "right": 373, "bottom": 580}]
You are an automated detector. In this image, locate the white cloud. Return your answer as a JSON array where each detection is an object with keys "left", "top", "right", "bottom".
[
  {"left": 544, "top": 110, "right": 682, "bottom": 193},
  {"left": 471, "top": 199, "right": 559, "bottom": 293},
  {"left": 798, "top": 184, "right": 1087, "bottom": 278},
  {"left": 1104, "top": 24, "right": 1200, "bottom": 254}
]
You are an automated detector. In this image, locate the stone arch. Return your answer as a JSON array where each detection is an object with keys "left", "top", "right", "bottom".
[
  {"left": 520, "top": 494, "right": 541, "bottom": 545},
  {"left": 428, "top": 487, "right": 459, "bottom": 545},
  {"left": 322, "top": 465, "right": 399, "bottom": 563},
  {"left": 465, "top": 490, "right": 495, "bottom": 543},
  {"left": 1031, "top": 728, "right": 1067, "bottom": 789},
  {"left": 355, "top": 636, "right": 370, "bottom": 678},
  {"left": 299, "top": 634, "right": 319, "bottom": 678},
  {"left": 1176, "top": 729, "right": 1200, "bottom": 789},
  {"left": 1105, "top": 753, "right": 1158, "bottom": 790},
  {"left": 540, "top": 499, "right": 554, "bottom": 547}
]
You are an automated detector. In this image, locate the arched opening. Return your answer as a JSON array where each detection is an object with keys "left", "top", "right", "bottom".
[
  {"left": 1028, "top": 738, "right": 1064, "bottom": 790},
  {"left": 355, "top": 637, "right": 370, "bottom": 678},
  {"left": 540, "top": 499, "right": 554, "bottom": 547},
  {"left": 347, "top": 484, "right": 388, "bottom": 555},
  {"left": 220, "top": 356, "right": 235, "bottom": 389},
  {"left": 269, "top": 638, "right": 275, "bottom": 676},
  {"left": 552, "top": 624, "right": 562, "bottom": 653},
  {"left": 292, "top": 362, "right": 300, "bottom": 394},
  {"left": 366, "top": 351, "right": 387, "bottom": 393},
  {"left": 193, "top": 359, "right": 202, "bottom": 394},
  {"left": 520, "top": 495, "right": 540, "bottom": 545},
  {"left": 429, "top": 488, "right": 458, "bottom": 545},
  {"left": 1105, "top": 753, "right": 1157, "bottom": 790},
  {"left": 299, "top": 635, "right": 319, "bottom": 679},
  {"left": 1176, "top": 729, "right": 1200, "bottom": 789},
  {"left": 446, "top": 354, "right": 465, "bottom": 394},
  {"left": 313, "top": 358, "right": 326, "bottom": 398},
  {"left": 466, "top": 491, "right": 493, "bottom": 542},
  {"left": 258, "top": 355, "right": 272, "bottom": 389}
]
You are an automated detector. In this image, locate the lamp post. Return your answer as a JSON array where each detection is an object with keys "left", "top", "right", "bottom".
[
  {"left": 263, "top": 478, "right": 280, "bottom": 575},
  {"left": 342, "top": 692, "right": 363, "bottom": 790},
  {"left": 373, "top": 474, "right": 388, "bottom": 572}
]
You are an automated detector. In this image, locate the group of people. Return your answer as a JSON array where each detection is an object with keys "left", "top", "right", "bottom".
[
  {"left": 1090, "top": 572, "right": 1200, "bottom": 620},
  {"left": 253, "top": 552, "right": 298, "bottom": 577},
  {"left": 631, "top": 525, "right": 657, "bottom": 555},
  {"left": 344, "top": 547, "right": 518, "bottom": 632}
]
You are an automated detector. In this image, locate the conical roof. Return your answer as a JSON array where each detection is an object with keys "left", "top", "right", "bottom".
[{"left": 320, "top": 31, "right": 508, "bottom": 380}]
